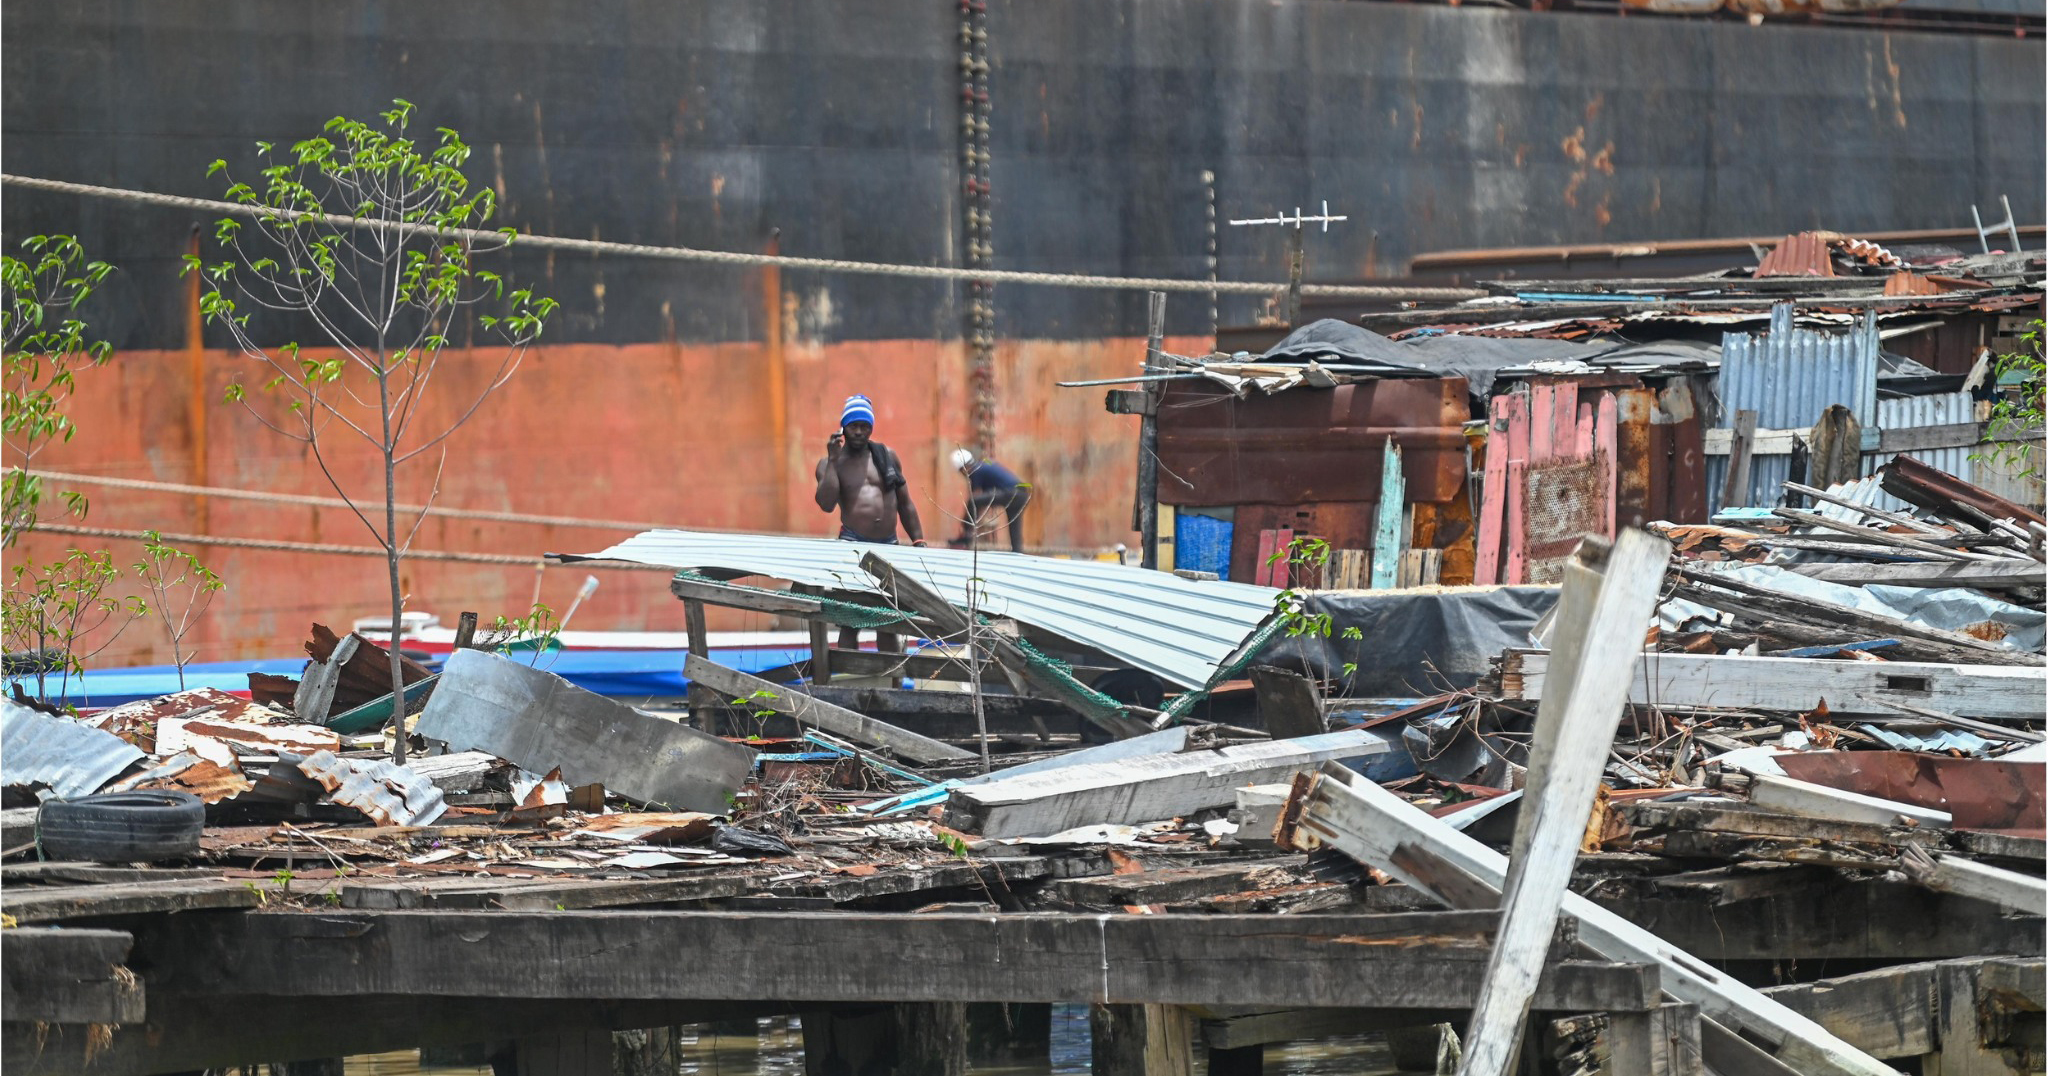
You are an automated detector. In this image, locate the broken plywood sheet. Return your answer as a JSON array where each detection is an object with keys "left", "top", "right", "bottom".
[
  {"left": 942, "top": 727, "right": 1401, "bottom": 839},
  {"left": 418, "top": 650, "right": 752, "bottom": 813}
]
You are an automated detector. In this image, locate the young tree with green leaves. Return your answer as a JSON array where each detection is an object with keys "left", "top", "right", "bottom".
[
  {"left": 134, "top": 530, "right": 226, "bottom": 691},
  {"left": 3, "top": 234, "right": 114, "bottom": 547},
  {"left": 1976, "top": 320, "right": 2045, "bottom": 483},
  {"left": 189, "top": 100, "right": 557, "bottom": 762}
]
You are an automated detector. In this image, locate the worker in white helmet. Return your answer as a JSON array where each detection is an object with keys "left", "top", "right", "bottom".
[{"left": 947, "top": 448, "right": 1031, "bottom": 553}]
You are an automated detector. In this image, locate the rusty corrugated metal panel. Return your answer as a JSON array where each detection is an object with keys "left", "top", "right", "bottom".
[
  {"left": 296, "top": 750, "right": 448, "bottom": 826},
  {"left": 1861, "top": 392, "right": 1980, "bottom": 512},
  {"left": 1155, "top": 379, "right": 1469, "bottom": 508},
  {"left": 1775, "top": 751, "right": 2043, "bottom": 835},
  {"left": 1755, "top": 233, "right": 1837, "bottom": 278},
  {"left": 1885, "top": 272, "right": 1990, "bottom": 297},
  {"left": 1883, "top": 453, "right": 2047, "bottom": 527}
]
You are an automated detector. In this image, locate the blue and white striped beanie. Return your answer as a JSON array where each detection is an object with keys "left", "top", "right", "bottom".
[{"left": 840, "top": 394, "right": 876, "bottom": 429}]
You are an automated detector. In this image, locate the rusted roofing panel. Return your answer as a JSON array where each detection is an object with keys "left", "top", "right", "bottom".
[{"left": 1755, "top": 233, "right": 1837, "bottom": 278}]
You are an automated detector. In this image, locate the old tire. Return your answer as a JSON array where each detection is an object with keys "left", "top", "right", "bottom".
[{"left": 37, "top": 790, "right": 205, "bottom": 863}]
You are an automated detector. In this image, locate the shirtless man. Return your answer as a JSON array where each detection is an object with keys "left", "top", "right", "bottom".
[{"left": 814, "top": 394, "right": 924, "bottom": 651}]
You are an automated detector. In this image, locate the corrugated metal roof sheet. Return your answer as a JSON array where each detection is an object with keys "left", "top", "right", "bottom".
[
  {"left": 1707, "top": 304, "right": 1880, "bottom": 511},
  {"left": 1, "top": 700, "right": 146, "bottom": 799},
  {"left": 296, "top": 750, "right": 448, "bottom": 826},
  {"left": 562, "top": 531, "right": 1278, "bottom": 689},
  {"left": 1756, "top": 232, "right": 1837, "bottom": 278}
]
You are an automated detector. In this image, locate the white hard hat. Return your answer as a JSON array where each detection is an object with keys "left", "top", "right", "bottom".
[{"left": 949, "top": 448, "right": 975, "bottom": 471}]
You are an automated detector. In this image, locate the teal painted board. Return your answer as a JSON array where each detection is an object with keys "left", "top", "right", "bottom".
[{"left": 1371, "top": 438, "right": 1405, "bottom": 591}]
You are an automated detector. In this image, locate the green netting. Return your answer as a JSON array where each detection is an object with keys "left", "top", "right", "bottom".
[
  {"left": 673, "top": 571, "right": 914, "bottom": 630},
  {"left": 1013, "top": 634, "right": 1130, "bottom": 717},
  {"left": 1153, "top": 613, "right": 1288, "bottom": 727}
]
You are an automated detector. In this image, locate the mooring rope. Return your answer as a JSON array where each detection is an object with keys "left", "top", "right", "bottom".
[{"left": 2, "top": 173, "right": 1487, "bottom": 301}]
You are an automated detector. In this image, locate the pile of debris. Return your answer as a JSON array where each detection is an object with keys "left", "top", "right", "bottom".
[{"left": 3, "top": 456, "right": 2041, "bottom": 1076}]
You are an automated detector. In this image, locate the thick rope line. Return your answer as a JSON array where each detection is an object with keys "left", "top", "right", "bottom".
[
  {"left": 27, "top": 469, "right": 686, "bottom": 533},
  {"left": 22, "top": 521, "right": 669, "bottom": 569},
  {"left": 3, "top": 173, "right": 1486, "bottom": 302}
]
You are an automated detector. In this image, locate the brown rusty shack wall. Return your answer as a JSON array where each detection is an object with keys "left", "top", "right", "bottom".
[{"left": 1154, "top": 379, "right": 1474, "bottom": 583}]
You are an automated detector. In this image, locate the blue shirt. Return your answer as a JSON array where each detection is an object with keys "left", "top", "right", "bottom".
[{"left": 967, "top": 460, "right": 1022, "bottom": 493}]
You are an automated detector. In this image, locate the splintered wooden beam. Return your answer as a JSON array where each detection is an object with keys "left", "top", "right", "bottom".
[
  {"left": 684, "top": 653, "right": 972, "bottom": 764},
  {"left": 131, "top": 909, "right": 1660, "bottom": 1013},
  {"left": 1457, "top": 530, "right": 1670, "bottom": 1076},
  {"left": 1, "top": 879, "right": 264, "bottom": 924},
  {"left": 859, "top": 552, "right": 1151, "bottom": 740},
  {"left": 1280, "top": 764, "right": 1899, "bottom": 1076}
]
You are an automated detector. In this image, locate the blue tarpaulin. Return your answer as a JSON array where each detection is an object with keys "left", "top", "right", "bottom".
[{"left": 17, "top": 647, "right": 811, "bottom": 709}]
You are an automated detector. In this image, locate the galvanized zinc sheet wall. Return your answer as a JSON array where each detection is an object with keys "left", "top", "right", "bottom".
[
  {"left": 1860, "top": 391, "right": 1979, "bottom": 512},
  {"left": 1707, "top": 305, "right": 1879, "bottom": 512}
]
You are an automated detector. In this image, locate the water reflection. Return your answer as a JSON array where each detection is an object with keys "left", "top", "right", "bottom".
[{"left": 342, "top": 1008, "right": 1402, "bottom": 1075}]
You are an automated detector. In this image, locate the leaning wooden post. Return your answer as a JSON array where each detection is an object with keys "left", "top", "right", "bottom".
[
  {"left": 683, "top": 597, "right": 713, "bottom": 732},
  {"left": 1455, "top": 530, "right": 1670, "bottom": 1076},
  {"left": 1135, "top": 290, "right": 1168, "bottom": 571}
]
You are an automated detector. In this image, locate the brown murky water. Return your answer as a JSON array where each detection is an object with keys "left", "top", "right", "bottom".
[{"left": 342, "top": 1009, "right": 1403, "bottom": 1075}]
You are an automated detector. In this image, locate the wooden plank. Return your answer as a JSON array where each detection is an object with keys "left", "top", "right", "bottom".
[
  {"left": 340, "top": 874, "right": 751, "bottom": 911},
  {"left": 1620, "top": 801, "right": 1945, "bottom": 851},
  {"left": 1530, "top": 384, "right": 1556, "bottom": 463},
  {"left": 1476, "top": 396, "right": 1512, "bottom": 586},
  {"left": 1782, "top": 481, "right": 1949, "bottom": 535},
  {"left": 1279, "top": 764, "right": 1898, "bottom": 1076},
  {"left": 670, "top": 574, "right": 827, "bottom": 617},
  {"left": 0, "top": 863, "right": 220, "bottom": 885},
  {"left": 1722, "top": 409, "right": 1759, "bottom": 510},
  {"left": 684, "top": 653, "right": 971, "bottom": 763},
  {"left": 1760, "top": 963, "right": 1937, "bottom": 1060},
  {"left": 1505, "top": 460, "right": 1529, "bottom": 585},
  {"left": 684, "top": 597, "right": 713, "bottom": 730},
  {"left": 1592, "top": 878, "right": 2042, "bottom": 963},
  {"left": 1770, "top": 508, "right": 1991, "bottom": 563},
  {"left": 1371, "top": 438, "right": 1405, "bottom": 591},
  {"left": 1785, "top": 559, "right": 2048, "bottom": 588},
  {"left": 1, "top": 878, "right": 264, "bottom": 923},
  {"left": 0, "top": 927, "right": 143, "bottom": 1025},
  {"left": 943, "top": 727, "right": 1400, "bottom": 839},
  {"left": 1045, "top": 863, "right": 1297, "bottom": 908},
  {"left": 1459, "top": 530, "right": 1671, "bottom": 1076},
  {"left": 134, "top": 909, "right": 1661, "bottom": 1013},
  {"left": 1092, "top": 1004, "right": 1193, "bottom": 1076},
  {"left": 1274, "top": 527, "right": 1295, "bottom": 589},
  {"left": 808, "top": 620, "right": 833, "bottom": 684},
  {"left": 1249, "top": 665, "right": 1325, "bottom": 740},
  {"left": 1254, "top": 529, "right": 1278, "bottom": 588},
  {"left": 1499, "top": 650, "right": 2046, "bottom": 722},
  {"left": 1602, "top": 1003, "right": 1705, "bottom": 1076}
]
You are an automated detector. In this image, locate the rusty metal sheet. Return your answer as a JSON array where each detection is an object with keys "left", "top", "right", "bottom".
[
  {"left": 1613, "top": 387, "right": 1657, "bottom": 530},
  {"left": 295, "top": 750, "right": 448, "bottom": 826},
  {"left": 1755, "top": 232, "right": 1837, "bottom": 278},
  {"left": 1156, "top": 379, "right": 1469, "bottom": 507},
  {"left": 1520, "top": 453, "right": 1612, "bottom": 584},
  {"left": 1775, "top": 751, "right": 2044, "bottom": 834},
  {"left": 1882, "top": 453, "right": 2046, "bottom": 527}
]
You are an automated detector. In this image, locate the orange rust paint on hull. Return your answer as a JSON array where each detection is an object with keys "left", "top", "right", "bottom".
[{"left": 19, "top": 335, "right": 1207, "bottom": 666}]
